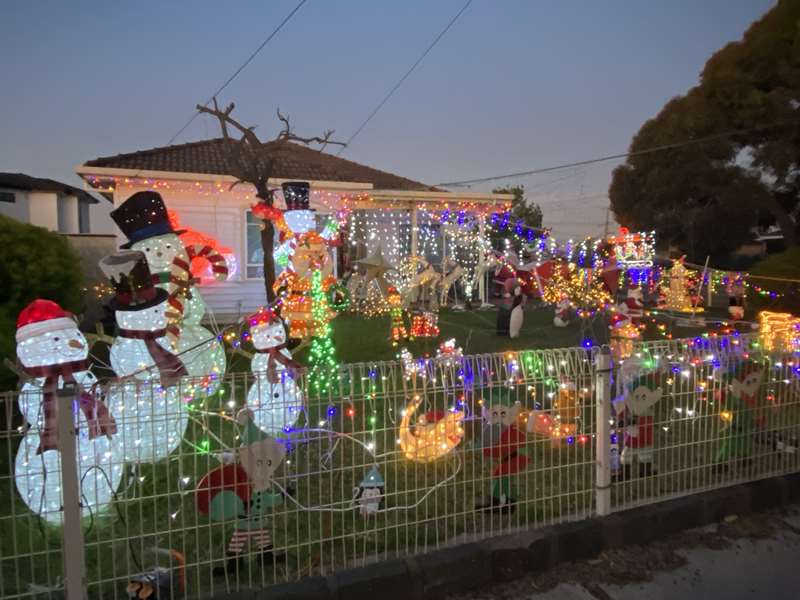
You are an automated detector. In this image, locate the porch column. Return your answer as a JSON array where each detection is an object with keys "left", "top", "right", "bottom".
[
  {"left": 410, "top": 204, "right": 418, "bottom": 258},
  {"left": 478, "top": 213, "right": 487, "bottom": 305}
]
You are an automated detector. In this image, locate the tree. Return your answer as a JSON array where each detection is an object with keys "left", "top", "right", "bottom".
[
  {"left": 197, "top": 99, "right": 344, "bottom": 302},
  {"left": 490, "top": 185, "right": 543, "bottom": 249},
  {"left": 609, "top": 0, "right": 800, "bottom": 261}
]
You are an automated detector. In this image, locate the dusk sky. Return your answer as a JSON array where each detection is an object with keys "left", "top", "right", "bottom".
[{"left": 1, "top": 0, "right": 775, "bottom": 238}]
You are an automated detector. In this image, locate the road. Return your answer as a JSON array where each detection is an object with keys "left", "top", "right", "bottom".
[{"left": 448, "top": 505, "right": 800, "bottom": 600}]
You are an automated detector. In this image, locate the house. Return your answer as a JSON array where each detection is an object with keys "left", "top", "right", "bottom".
[
  {"left": 77, "top": 138, "right": 511, "bottom": 320},
  {"left": 0, "top": 172, "right": 103, "bottom": 233}
]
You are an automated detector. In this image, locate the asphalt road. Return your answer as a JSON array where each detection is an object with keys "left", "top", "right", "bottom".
[{"left": 448, "top": 505, "right": 800, "bottom": 600}]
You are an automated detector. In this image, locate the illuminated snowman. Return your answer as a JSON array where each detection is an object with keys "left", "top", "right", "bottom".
[
  {"left": 110, "top": 191, "right": 227, "bottom": 393},
  {"left": 100, "top": 251, "right": 190, "bottom": 463},
  {"left": 246, "top": 310, "right": 304, "bottom": 436},
  {"left": 14, "top": 299, "right": 121, "bottom": 524}
]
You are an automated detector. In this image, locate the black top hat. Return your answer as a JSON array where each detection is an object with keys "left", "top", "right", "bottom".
[
  {"left": 110, "top": 191, "right": 185, "bottom": 249},
  {"left": 99, "top": 251, "right": 168, "bottom": 311},
  {"left": 282, "top": 181, "right": 311, "bottom": 211}
]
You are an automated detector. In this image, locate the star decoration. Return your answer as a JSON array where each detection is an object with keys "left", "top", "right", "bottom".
[{"left": 356, "top": 246, "right": 394, "bottom": 296}]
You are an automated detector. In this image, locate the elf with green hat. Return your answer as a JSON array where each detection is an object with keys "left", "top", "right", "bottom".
[
  {"left": 196, "top": 409, "right": 287, "bottom": 577},
  {"left": 618, "top": 375, "right": 662, "bottom": 479},
  {"left": 714, "top": 362, "right": 765, "bottom": 468},
  {"left": 476, "top": 387, "right": 529, "bottom": 513}
]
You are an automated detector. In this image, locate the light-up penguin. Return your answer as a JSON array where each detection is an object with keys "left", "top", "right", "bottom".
[
  {"left": 110, "top": 191, "right": 227, "bottom": 392},
  {"left": 245, "top": 309, "right": 304, "bottom": 436},
  {"left": 14, "top": 299, "right": 120, "bottom": 524},
  {"left": 100, "top": 251, "right": 189, "bottom": 463}
]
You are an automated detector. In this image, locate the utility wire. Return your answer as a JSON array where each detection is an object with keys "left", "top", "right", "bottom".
[
  {"left": 165, "top": 0, "right": 308, "bottom": 146},
  {"left": 436, "top": 119, "right": 800, "bottom": 187},
  {"left": 336, "top": 0, "right": 473, "bottom": 156}
]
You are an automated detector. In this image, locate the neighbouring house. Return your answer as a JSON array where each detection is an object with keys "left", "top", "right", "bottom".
[
  {"left": 77, "top": 138, "right": 511, "bottom": 320},
  {"left": 0, "top": 172, "right": 103, "bottom": 233}
]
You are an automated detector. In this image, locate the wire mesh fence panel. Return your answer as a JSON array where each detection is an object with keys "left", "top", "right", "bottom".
[
  {"left": 610, "top": 334, "right": 800, "bottom": 511},
  {"left": 2, "top": 335, "right": 799, "bottom": 598},
  {"left": 0, "top": 346, "right": 599, "bottom": 598}
]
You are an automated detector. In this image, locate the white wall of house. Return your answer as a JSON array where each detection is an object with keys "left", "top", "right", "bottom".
[
  {"left": 25, "top": 191, "right": 59, "bottom": 230},
  {"left": 89, "top": 199, "right": 116, "bottom": 234},
  {"left": 113, "top": 182, "right": 271, "bottom": 322},
  {"left": 0, "top": 188, "right": 30, "bottom": 222},
  {"left": 58, "top": 194, "right": 80, "bottom": 233}
]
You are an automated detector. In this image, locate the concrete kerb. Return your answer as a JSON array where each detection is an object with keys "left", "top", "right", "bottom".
[{"left": 247, "top": 474, "right": 796, "bottom": 600}]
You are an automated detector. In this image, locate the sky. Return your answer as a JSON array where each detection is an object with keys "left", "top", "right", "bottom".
[{"left": 0, "top": 0, "right": 775, "bottom": 238}]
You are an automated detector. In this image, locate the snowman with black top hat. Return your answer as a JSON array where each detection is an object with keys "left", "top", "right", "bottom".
[
  {"left": 110, "top": 191, "right": 227, "bottom": 393},
  {"left": 100, "top": 250, "right": 190, "bottom": 463}
]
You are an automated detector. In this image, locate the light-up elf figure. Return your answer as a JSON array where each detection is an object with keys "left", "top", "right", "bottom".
[
  {"left": 714, "top": 363, "right": 765, "bottom": 470},
  {"left": 14, "top": 299, "right": 121, "bottom": 523},
  {"left": 196, "top": 409, "right": 287, "bottom": 577},
  {"left": 246, "top": 308, "right": 304, "bottom": 436},
  {"left": 476, "top": 390, "right": 529, "bottom": 513},
  {"left": 100, "top": 251, "right": 190, "bottom": 463},
  {"left": 110, "top": 191, "right": 227, "bottom": 392}
]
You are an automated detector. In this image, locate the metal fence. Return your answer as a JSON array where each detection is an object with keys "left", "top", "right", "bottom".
[{"left": 1, "top": 334, "right": 798, "bottom": 599}]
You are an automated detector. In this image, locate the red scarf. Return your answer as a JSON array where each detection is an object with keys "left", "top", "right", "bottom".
[
  {"left": 23, "top": 360, "right": 116, "bottom": 454},
  {"left": 254, "top": 344, "right": 302, "bottom": 384},
  {"left": 118, "top": 328, "right": 188, "bottom": 387}
]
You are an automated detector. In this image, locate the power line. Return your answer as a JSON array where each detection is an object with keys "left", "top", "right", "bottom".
[
  {"left": 336, "top": 0, "right": 473, "bottom": 156},
  {"left": 436, "top": 120, "right": 800, "bottom": 188},
  {"left": 165, "top": 0, "right": 308, "bottom": 147}
]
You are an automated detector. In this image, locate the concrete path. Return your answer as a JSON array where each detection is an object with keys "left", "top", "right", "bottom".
[{"left": 449, "top": 506, "right": 800, "bottom": 600}]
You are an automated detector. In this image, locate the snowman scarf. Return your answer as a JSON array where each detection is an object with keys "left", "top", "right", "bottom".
[
  {"left": 254, "top": 344, "right": 302, "bottom": 384},
  {"left": 118, "top": 328, "right": 189, "bottom": 386},
  {"left": 23, "top": 359, "right": 117, "bottom": 454}
]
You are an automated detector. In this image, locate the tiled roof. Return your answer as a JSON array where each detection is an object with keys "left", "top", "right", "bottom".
[
  {"left": 83, "top": 138, "right": 437, "bottom": 191},
  {"left": 0, "top": 172, "right": 101, "bottom": 203}
]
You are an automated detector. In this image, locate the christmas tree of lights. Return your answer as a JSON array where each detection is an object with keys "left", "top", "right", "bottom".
[{"left": 308, "top": 269, "right": 339, "bottom": 395}]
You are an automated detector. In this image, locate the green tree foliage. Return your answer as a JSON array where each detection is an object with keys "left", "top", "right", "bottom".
[
  {"left": 0, "top": 215, "right": 83, "bottom": 390},
  {"left": 490, "top": 185, "right": 543, "bottom": 249},
  {"left": 610, "top": 0, "right": 800, "bottom": 262}
]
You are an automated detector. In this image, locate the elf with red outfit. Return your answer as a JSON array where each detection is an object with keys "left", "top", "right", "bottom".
[{"left": 476, "top": 390, "right": 528, "bottom": 512}]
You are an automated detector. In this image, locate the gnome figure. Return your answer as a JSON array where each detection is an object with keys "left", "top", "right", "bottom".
[
  {"left": 246, "top": 309, "right": 304, "bottom": 436},
  {"left": 553, "top": 297, "right": 571, "bottom": 327},
  {"left": 355, "top": 465, "right": 385, "bottom": 516},
  {"left": 196, "top": 409, "right": 287, "bottom": 577},
  {"left": 476, "top": 394, "right": 528, "bottom": 512},
  {"left": 617, "top": 376, "right": 662, "bottom": 479},
  {"left": 714, "top": 364, "right": 765, "bottom": 468}
]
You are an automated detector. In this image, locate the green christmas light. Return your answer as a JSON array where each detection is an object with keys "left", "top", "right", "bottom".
[{"left": 308, "top": 268, "right": 340, "bottom": 395}]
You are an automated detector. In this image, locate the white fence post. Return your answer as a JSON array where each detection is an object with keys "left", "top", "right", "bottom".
[
  {"left": 57, "top": 384, "right": 87, "bottom": 600},
  {"left": 595, "top": 346, "right": 613, "bottom": 517}
]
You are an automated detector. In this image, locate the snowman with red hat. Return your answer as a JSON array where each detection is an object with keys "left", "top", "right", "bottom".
[
  {"left": 196, "top": 409, "right": 287, "bottom": 576},
  {"left": 110, "top": 191, "right": 227, "bottom": 393},
  {"left": 246, "top": 308, "right": 304, "bottom": 436},
  {"left": 14, "top": 299, "right": 121, "bottom": 523},
  {"left": 100, "top": 250, "right": 190, "bottom": 463}
]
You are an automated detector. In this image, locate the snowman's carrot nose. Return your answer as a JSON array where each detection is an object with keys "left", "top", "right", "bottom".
[{"left": 68, "top": 339, "right": 85, "bottom": 349}]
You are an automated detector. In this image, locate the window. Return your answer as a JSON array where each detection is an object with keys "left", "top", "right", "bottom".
[
  {"left": 246, "top": 210, "right": 334, "bottom": 279},
  {"left": 0, "top": 192, "right": 15, "bottom": 203},
  {"left": 78, "top": 200, "right": 90, "bottom": 233},
  {"left": 246, "top": 210, "right": 268, "bottom": 279}
]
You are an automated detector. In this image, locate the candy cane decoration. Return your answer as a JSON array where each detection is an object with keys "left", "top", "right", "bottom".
[{"left": 165, "top": 244, "right": 230, "bottom": 338}]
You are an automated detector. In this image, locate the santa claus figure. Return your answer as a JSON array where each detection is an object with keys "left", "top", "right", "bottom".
[
  {"left": 617, "top": 375, "right": 662, "bottom": 479},
  {"left": 476, "top": 392, "right": 528, "bottom": 512},
  {"left": 624, "top": 285, "right": 645, "bottom": 324}
]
